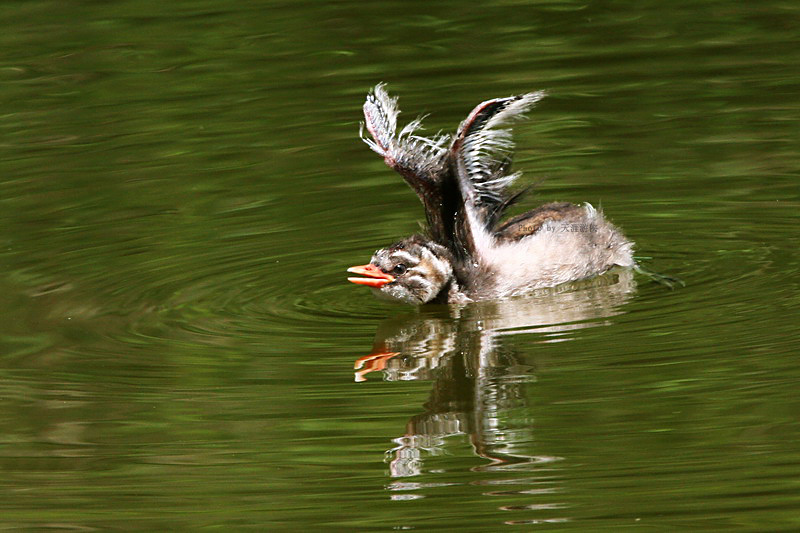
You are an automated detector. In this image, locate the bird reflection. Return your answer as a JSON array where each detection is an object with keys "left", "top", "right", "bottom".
[{"left": 354, "top": 269, "right": 636, "bottom": 478}]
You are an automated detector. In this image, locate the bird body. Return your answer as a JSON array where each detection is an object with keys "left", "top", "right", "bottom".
[{"left": 348, "top": 84, "right": 634, "bottom": 305}]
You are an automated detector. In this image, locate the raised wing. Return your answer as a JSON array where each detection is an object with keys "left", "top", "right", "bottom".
[
  {"left": 451, "top": 91, "right": 545, "bottom": 219},
  {"left": 360, "top": 85, "right": 546, "bottom": 262},
  {"left": 361, "top": 84, "right": 456, "bottom": 243},
  {"left": 449, "top": 91, "right": 545, "bottom": 256}
]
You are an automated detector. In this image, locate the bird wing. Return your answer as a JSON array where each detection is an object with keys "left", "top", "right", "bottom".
[
  {"left": 450, "top": 91, "right": 545, "bottom": 219},
  {"left": 449, "top": 91, "right": 546, "bottom": 256},
  {"left": 361, "top": 84, "right": 456, "bottom": 244}
]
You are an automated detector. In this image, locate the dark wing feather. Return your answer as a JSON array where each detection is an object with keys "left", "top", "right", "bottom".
[
  {"left": 450, "top": 91, "right": 545, "bottom": 220},
  {"left": 494, "top": 202, "right": 582, "bottom": 242},
  {"left": 448, "top": 91, "right": 546, "bottom": 256},
  {"left": 361, "top": 85, "right": 547, "bottom": 263},
  {"left": 361, "top": 84, "right": 456, "bottom": 244}
]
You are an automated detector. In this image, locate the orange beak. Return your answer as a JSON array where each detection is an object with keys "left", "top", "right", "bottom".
[
  {"left": 347, "top": 264, "right": 395, "bottom": 288},
  {"left": 354, "top": 351, "right": 400, "bottom": 382}
]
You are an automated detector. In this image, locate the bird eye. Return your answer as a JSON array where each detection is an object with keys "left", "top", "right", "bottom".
[{"left": 392, "top": 264, "right": 407, "bottom": 276}]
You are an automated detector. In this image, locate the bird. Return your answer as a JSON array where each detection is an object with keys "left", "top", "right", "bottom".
[{"left": 347, "top": 83, "right": 635, "bottom": 305}]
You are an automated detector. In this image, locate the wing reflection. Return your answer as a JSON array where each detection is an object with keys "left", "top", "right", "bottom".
[{"left": 354, "top": 269, "right": 636, "bottom": 478}]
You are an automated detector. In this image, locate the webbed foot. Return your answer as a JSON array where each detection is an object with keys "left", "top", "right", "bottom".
[{"left": 634, "top": 263, "right": 685, "bottom": 290}]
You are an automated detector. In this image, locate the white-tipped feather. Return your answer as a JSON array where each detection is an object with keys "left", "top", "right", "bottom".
[
  {"left": 484, "top": 91, "right": 546, "bottom": 129},
  {"left": 399, "top": 116, "right": 425, "bottom": 137},
  {"left": 363, "top": 83, "right": 398, "bottom": 150},
  {"left": 361, "top": 84, "right": 449, "bottom": 178},
  {"left": 457, "top": 91, "right": 546, "bottom": 209}
]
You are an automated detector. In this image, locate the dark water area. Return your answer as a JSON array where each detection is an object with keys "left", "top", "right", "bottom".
[{"left": 1, "top": 1, "right": 799, "bottom": 530}]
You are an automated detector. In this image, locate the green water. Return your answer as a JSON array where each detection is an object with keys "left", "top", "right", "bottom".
[{"left": 1, "top": 1, "right": 799, "bottom": 530}]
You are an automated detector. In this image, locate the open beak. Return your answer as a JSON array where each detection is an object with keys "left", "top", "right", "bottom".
[
  {"left": 354, "top": 351, "right": 400, "bottom": 382},
  {"left": 347, "top": 264, "right": 395, "bottom": 288}
]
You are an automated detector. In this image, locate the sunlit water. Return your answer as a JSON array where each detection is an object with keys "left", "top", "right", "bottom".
[{"left": 1, "top": 1, "right": 799, "bottom": 531}]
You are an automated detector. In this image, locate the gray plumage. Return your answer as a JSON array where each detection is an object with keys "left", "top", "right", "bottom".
[{"left": 351, "top": 84, "right": 634, "bottom": 305}]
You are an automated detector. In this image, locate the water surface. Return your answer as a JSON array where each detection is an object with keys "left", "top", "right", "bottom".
[{"left": 1, "top": 1, "right": 799, "bottom": 530}]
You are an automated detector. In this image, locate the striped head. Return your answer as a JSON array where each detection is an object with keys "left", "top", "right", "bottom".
[{"left": 347, "top": 236, "right": 455, "bottom": 305}]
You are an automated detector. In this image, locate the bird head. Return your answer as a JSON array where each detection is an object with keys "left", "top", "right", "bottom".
[{"left": 347, "top": 237, "right": 454, "bottom": 305}]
